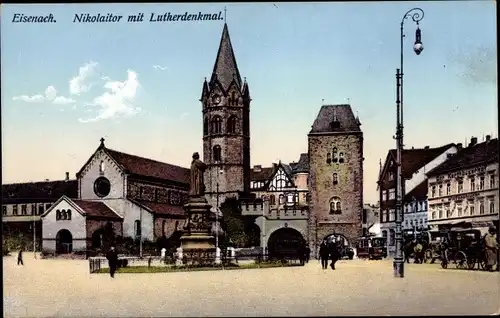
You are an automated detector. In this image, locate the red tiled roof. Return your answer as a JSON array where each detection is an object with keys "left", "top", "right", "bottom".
[
  {"left": 133, "top": 199, "right": 185, "bottom": 217},
  {"left": 427, "top": 139, "right": 499, "bottom": 176},
  {"left": 105, "top": 148, "right": 190, "bottom": 185},
  {"left": 73, "top": 200, "right": 122, "bottom": 219},
  {"left": 387, "top": 144, "right": 455, "bottom": 179},
  {"left": 2, "top": 180, "right": 78, "bottom": 204},
  {"left": 404, "top": 179, "right": 428, "bottom": 201}
]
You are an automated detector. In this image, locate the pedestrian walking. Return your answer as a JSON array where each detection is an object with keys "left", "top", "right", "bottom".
[
  {"left": 319, "top": 240, "right": 329, "bottom": 269},
  {"left": 413, "top": 241, "right": 424, "bottom": 264},
  {"left": 106, "top": 246, "right": 119, "bottom": 278},
  {"left": 305, "top": 245, "right": 311, "bottom": 263},
  {"left": 329, "top": 240, "right": 340, "bottom": 270},
  {"left": 484, "top": 226, "right": 498, "bottom": 272},
  {"left": 17, "top": 248, "right": 24, "bottom": 266}
]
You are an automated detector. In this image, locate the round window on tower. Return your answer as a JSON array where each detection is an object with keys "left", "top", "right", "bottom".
[{"left": 94, "top": 177, "right": 111, "bottom": 197}]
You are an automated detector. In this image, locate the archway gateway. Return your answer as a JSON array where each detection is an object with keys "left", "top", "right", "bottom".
[
  {"left": 267, "top": 227, "right": 305, "bottom": 258},
  {"left": 56, "top": 229, "right": 73, "bottom": 254},
  {"left": 323, "top": 233, "right": 350, "bottom": 248}
]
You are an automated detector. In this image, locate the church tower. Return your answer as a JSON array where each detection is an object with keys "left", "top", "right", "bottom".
[{"left": 200, "top": 23, "right": 251, "bottom": 207}]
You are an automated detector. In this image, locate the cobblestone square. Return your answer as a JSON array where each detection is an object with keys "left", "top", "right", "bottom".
[{"left": 4, "top": 255, "right": 499, "bottom": 317}]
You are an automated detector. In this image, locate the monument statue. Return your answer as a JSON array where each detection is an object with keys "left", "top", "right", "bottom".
[{"left": 189, "top": 152, "right": 207, "bottom": 197}]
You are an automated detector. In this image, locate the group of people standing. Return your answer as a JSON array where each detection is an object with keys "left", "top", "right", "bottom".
[{"left": 318, "top": 239, "right": 341, "bottom": 270}]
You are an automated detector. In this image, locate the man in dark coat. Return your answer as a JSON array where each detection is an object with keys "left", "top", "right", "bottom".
[
  {"left": 305, "top": 245, "right": 311, "bottom": 263},
  {"left": 329, "top": 240, "right": 340, "bottom": 270},
  {"left": 319, "top": 240, "right": 329, "bottom": 269},
  {"left": 106, "top": 246, "right": 119, "bottom": 278},
  {"left": 17, "top": 248, "right": 24, "bottom": 266}
]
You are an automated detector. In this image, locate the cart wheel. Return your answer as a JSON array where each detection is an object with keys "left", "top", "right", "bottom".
[
  {"left": 467, "top": 258, "right": 477, "bottom": 270},
  {"left": 454, "top": 251, "right": 467, "bottom": 269},
  {"left": 424, "top": 249, "right": 432, "bottom": 263}
]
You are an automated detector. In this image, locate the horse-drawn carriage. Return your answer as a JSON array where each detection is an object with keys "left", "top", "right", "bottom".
[
  {"left": 356, "top": 236, "right": 387, "bottom": 260},
  {"left": 439, "top": 228, "right": 487, "bottom": 270}
]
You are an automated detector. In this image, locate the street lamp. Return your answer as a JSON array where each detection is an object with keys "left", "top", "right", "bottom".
[
  {"left": 412, "top": 197, "right": 418, "bottom": 240},
  {"left": 215, "top": 167, "right": 223, "bottom": 264},
  {"left": 394, "top": 7, "right": 424, "bottom": 278}
]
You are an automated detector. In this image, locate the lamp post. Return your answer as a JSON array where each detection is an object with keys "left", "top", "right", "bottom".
[
  {"left": 215, "top": 167, "right": 223, "bottom": 264},
  {"left": 33, "top": 212, "right": 36, "bottom": 259},
  {"left": 394, "top": 7, "right": 424, "bottom": 278},
  {"left": 139, "top": 210, "right": 143, "bottom": 258},
  {"left": 412, "top": 197, "right": 417, "bottom": 240}
]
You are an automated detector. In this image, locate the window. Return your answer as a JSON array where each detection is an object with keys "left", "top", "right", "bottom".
[
  {"left": 21, "top": 204, "right": 27, "bottom": 215},
  {"left": 67, "top": 210, "right": 72, "bottom": 220},
  {"left": 13, "top": 205, "right": 18, "bottom": 215},
  {"left": 338, "top": 152, "right": 344, "bottom": 163},
  {"left": 213, "top": 145, "right": 222, "bottom": 162},
  {"left": 458, "top": 180, "right": 463, "bottom": 193},
  {"left": 446, "top": 183, "right": 451, "bottom": 195},
  {"left": 470, "top": 177, "right": 476, "bottom": 192},
  {"left": 56, "top": 210, "right": 61, "bottom": 220},
  {"left": 438, "top": 209, "right": 443, "bottom": 219},
  {"left": 431, "top": 186, "right": 436, "bottom": 197},
  {"left": 490, "top": 201, "right": 495, "bottom": 214},
  {"left": 490, "top": 174, "right": 496, "bottom": 188},
  {"left": 57, "top": 209, "right": 71, "bottom": 220},
  {"left": 388, "top": 188, "right": 395, "bottom": 200},
  {"left": 135, "top": 220, "right": 141, "bottom": 237},
  {"left": 31, "top": 204, "right": 36, "bottom": 215},
  {"left": 382, "top": 190, "right": 387, "bottom": 201},
  {"left": 227, "top": 116, "right": 237, "bottom": 134},
  {"left": 479, "top": 176, "right": 485, "bottom": 190},
  {"left": 389, "top": 172, "right": 395, "bottom": 181},
  {"left": 332, "top": 173, "right": 338, "bottom": 185},
  {"left": 438, "top": 185, "right": 443, "bottom": 197},
  {"left": 332, "top": 148, "right": 338, "bottom": 162},
  {"left": 269, "top": 195, "right": 276, "bottom": 205},
  {"left": 389, "top": 229, "right": 395, "bottom": 246},
  {"left": 431, "top": 211, "right": 436, "bottom": 219},
  {"left": 99, "top": 161, "right": 105, "bottom": 173},
  {"left": 2, "top": 206, "right": 6, "bottom": 216},
  {"left": 382, "top": 230, "right": 388, "bottom": 241},
  {"left": 446, "top": 208, "right": 452, "bottom": 218},
  {"left": 279, "top": 195, "right": 285, "bottom": 205},
  {"left": 326, "top": 152, "right": 331, "bottom": 164},
  {"left": 457, "top": 204, "right": 462, "bottom": 217},
  {"left": 479, "top": 201, "right": 485, "bottom": 215},
  {"left": 389, "top": 209, "right": 395, "bottom": 221},
  {"left": 38, "top": 205, "right": 44, "bottom": 215},
  {"left": 469, "top": 202, "right": 475, "bottom": 215},
  {"left": 211, "top": 116, "right": 222, "bottom": 134},
  {"left": 203, "top": 118, "right": 209, "bottom": 135},
  {"left": 329, "top": 197, "right": 342, "bottom": 214}
]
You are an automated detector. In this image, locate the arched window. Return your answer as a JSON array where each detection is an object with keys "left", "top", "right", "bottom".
[
  {"left": 211, "top": 116, "right": 222, "bottom": 134},
  {"left": 333, "top": 173, "right": 338, "bottom": 185},
  {"left": 67, "top": 209, "right": 72, "bottom": 220},
  {"left": 279, "top": 195, "right": 285, "bottom": 205},
  {"left": 227, "top": 116, "right": 237, "bottom": 134},
  {"left": 135, "top": 220, "right": 141, "bottom": 237},
  {"left": 332, "top": 147, "right": 338, "bottom": 162},
  {"left": 61, "top": 209, "right": 67, "bottom": 220},
  {"left": 56, "top": 209, "right": 61, "bottom": 220},
  {"left": 339, "top": 152, "right": 345, "bottom": 163},
  {"left": 162, "top": 220, "right": 167, "bottom": 235},
  {"left": 329, "top": 197, "right": 342, "bottom": 214},
  {"left": 213, "top": 145, "right": 222, "bottom": 162},
  {"left": 99, "top": 161, "right": 105, "bottom": 173},
  {"left": 269, "top": 195, "right": 276, "bottom": 205},
  {"left": 203, "top": 118, "right": 209, "bottom": 135},
  {"left": 326, "top": 152, "right": 331, "bottom": 163}
]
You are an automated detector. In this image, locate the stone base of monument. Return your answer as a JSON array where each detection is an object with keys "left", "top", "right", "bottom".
[{"left": 180, "top": 196, "right": 217, "bottom": 266}]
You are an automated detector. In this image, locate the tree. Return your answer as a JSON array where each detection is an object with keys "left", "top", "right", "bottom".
[{"left": 219, "top": 198, "right": 248, "bottom": 248}]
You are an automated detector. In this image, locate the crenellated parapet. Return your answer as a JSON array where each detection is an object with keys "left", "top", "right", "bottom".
[{"left": 240, "top": 198, "right": 268, "bottom": 216}]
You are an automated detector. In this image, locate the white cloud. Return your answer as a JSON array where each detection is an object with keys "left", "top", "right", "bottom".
[
  {"left": 13, "top": 85, "right": 75, "bottom": 105},
  {"left": 153, "top": 64, "right": 168, "bottom": 71},
  {"left": 69, "top": 61, "right": 98, "bottom": 95},
  {"left": 78, "top": 70, "right": 141, "bottom": 123}
]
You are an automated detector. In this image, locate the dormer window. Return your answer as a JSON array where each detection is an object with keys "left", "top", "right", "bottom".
[
  {"left": 332, "top": 148, "right": 338, "bottom": 163},
  {"left": 330, "top": 120, "right": 341, "bottom": 130},
  {"left": 338, "top": 152, "right": 345, "bottom": 163},
  {"left": 326, "top": 153, "right": 331, "bottom": 164}
]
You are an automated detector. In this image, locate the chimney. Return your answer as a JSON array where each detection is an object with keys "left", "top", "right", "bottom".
[
  {"left": 486, "top": 135, "right": 491, "bottom": 142},
  {"left": 65, "top": 172, "right": 69, "bottom": 181},
  {"left": 253, "top": 165, "right": 262, "bottom": 172},
  {"left": 457, "top": 143, "right": 463, "bottom": 150},
  {"left": 424, "top": 146, "right": 430, "bottom": 149},
  {"left": 469, "top": 137, "right": 478, "bottom": 147}
]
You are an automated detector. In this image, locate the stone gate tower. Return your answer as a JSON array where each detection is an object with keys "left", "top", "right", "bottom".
[
  {"left": 307, "top": 104, "right": 363, "bottom": 256},
  {"left": 200, "top": 23, "right": 251, "bottom": 209}
]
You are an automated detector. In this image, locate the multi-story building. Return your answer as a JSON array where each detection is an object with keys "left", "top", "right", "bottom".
[
  {"left": 427, "top": 136, "right": 499, "bottom": 234},
  {"left": 362, "top": 203, "right": 380, "bottom": 237},
  {"left": 2, "top": 175, "right": 78, "bottom": 249},
  {"left": 377, "top": 143, "right": 457, "bottom": 256},
  {"left": 402, "top": 180, "right": 429, "bottom": 235},
  {"left": 308, "top": 104, "right": 364, "bottom": 256}
]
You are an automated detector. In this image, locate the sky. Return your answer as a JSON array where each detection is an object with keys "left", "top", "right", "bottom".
[{"left": 1, "top": 2, "right": 497, "bottom": 204}]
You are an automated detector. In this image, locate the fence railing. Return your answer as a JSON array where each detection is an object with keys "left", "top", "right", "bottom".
[{"left": 89, "top": 251, "right": 305, "bottom": 273}]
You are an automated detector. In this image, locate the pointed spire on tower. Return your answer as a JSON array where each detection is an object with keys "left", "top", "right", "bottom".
[{"left": 210, "top": 23, "right": 242, "bottom": 92}]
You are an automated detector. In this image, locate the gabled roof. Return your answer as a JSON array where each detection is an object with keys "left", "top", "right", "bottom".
[
  {"left": 427, "top": 138, "right": 499, "bottom": 177},
  {"left": 404, "top": 179, "right": 428, "bottom": 201},
  {"left": 41, "top": 196, "right": 122, "bottom": 220},
  {"left": 309, "top": 105, "right": 361, "bottom": 134},
  {"left": 290, "top": 153, "right": 309, "bottom": 173},
  {"left": 251, "top": 167, "right": 275, "bottom": 182},
  {"left": 76, "top": 140, "right": 189, "bottom": 185},
  {"left": 209, "top": 23, "right": 242, "bottom": 93},
  {"left": 2, "top": 180, "right": 78, "bottom": 204},
  {"left": 378, "top": 143, "right": 456, "bottom": 182},
  {"left": 128, "top": 198, "right": 185, "bottom": 217}
]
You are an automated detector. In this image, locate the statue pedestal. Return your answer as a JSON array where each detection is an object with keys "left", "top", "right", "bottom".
[{"left": 180, "top": 196, "right": 216, "bottom": 266}]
